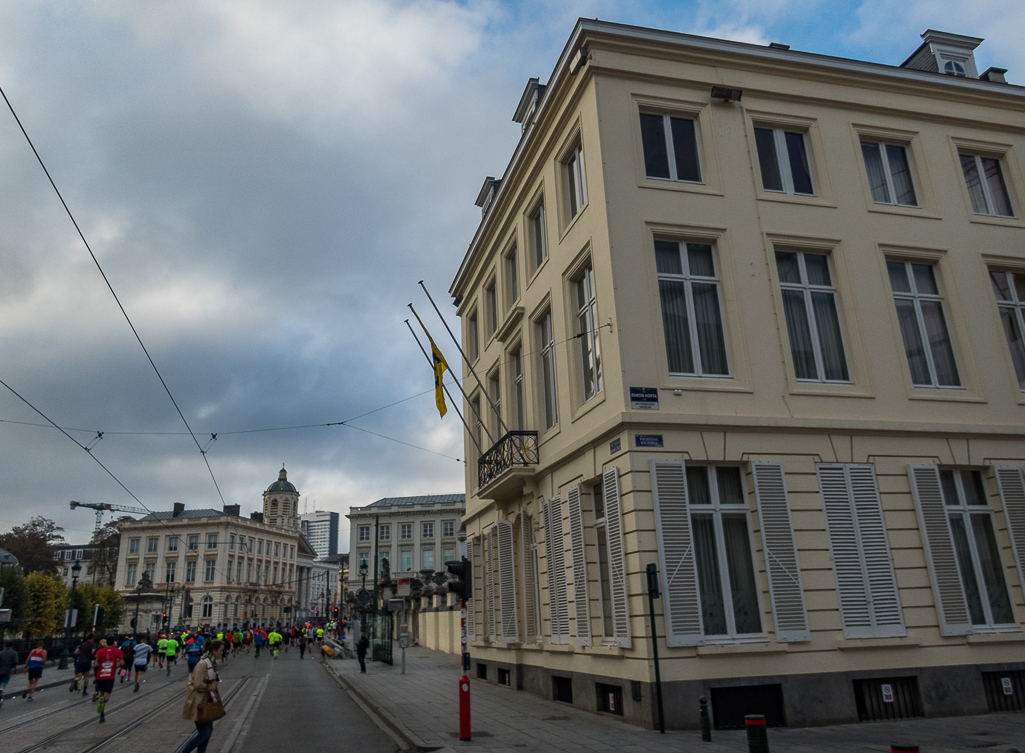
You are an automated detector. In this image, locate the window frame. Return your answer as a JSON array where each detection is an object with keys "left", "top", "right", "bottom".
[
  {"left": 573, "top": 262, "right": 603, "bottom": 402},
  {"left": 754, "top": 125, "right": 815, "bottom": 196},
  {"left": 422, "top": 521, "right": 434, "bottom": 539},
  {"left": 527, "top": 199, "right": 548, "bottom": 274},
  {"left": 358, "top": 525, "right": 371, "bottom": 542},
  {"left": 989, "top": 268, "right": 1025, "bottom": 391},
  {"left": 204, "top": 559, "right": 216, "bottom": 582},
  {"left": 129, "top": 538, "right": 140, "bottom": 554},
  {"left": 484, "top": 277, "right": 498, "bottom": 340},
  {"left": 775, "top": 250, "right": 851, "bottom": 384},
  {"left": 504, "top": 245, "right": 519, "bottom": 309},
  {"left": 638, "top": 111, "right": 703, "bottom": 184},
  {"left": 654, "top": 238, "right": 731, "bottom": 378},
  {"left": 165, "top": 560, "right": 176, "bottom": 583},
  {"left": 146, "top": 537, "right": 158, "bottom": 553},
  {"left": 379, "top": 524, "right": 391, "bottom": 541},
  {"left": 466, "top": 308, "right": 480, "bottom": 363},
  {"left": 510, "top": 344, "right": 526, "bottom": 430},
  {"left": 399, "top": 523, "right": 412, "bottom": 540},
  {"left": 185, "top": 560, "right": 197, "bottom": 583},
  {"left": 443, "top": 521, "right": 456, "bottom": 538},
  {"left": 860, "top": 140, "right": 918, "bottom": 207},
  {"left": 537, "top": 310, "right": 558, "bottom": 431},
  {"left": 959, "top": 152, "right": 1015, "bottom": 218},
  {"left": 563, "top": 141, "right": 587, "bottom": 219}
]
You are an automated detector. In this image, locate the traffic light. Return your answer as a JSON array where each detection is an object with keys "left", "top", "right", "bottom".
[
  {"left": 446, "top": 557, "right": 473, "bottom": 601},
  {"left": 333, "top": 607, "right": 339, "bottom": 617},
  {"left": 162, "top": 612, "right": 168, "bottom": 622}
]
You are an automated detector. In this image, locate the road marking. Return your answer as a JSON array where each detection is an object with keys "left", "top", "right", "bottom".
[{"left": 218, "top": 675, "right": 267, "bottom": 753}]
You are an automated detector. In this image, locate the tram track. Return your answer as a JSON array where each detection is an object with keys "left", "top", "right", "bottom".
[{"left": 11, "top": 663, "right": 257, "bottom": 753}]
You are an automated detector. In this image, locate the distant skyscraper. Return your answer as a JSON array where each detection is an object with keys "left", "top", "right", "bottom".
[{"left": 300, "top": 511, "right": 339, "bottom": 558}]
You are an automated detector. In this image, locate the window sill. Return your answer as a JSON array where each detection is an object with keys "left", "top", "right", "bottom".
[
  {"left": 866, "top": 203, "right": 942, "bottom": 220},
  {"left": 579, "top": 643, "right": 626, "bottom": 656},
  {"left": 836, "top": 637, "right": 920, "bottom": 650},
  {"left": 543, "top": 642, "right": 575, "bottom": 652},
  {"left": 697, "top": 640, "right": 784, "bottom": 656},
  {"left": 756, "top": 192, "right": 836, "bottom": 209},
  {"left": 570, "top": 391, "right": 606, "bottom": 425},
  {"left": 495, "top": 306, "right": 523, "bottom": 344},
  {"left": 966, "top": 630, "right": 1025, "bottom": 644},
  {"left": 789, "top": 383, "right": 874, "bottom": 399},
  {"left": 637, "top": 179, "right": 723, "bottom": 198},
  {"left": 662, "top": 378, "right": 752, "bottom": 394},
  {"left": 906, "top": 388, "right": 986, "bottom": 404},
  {"left": 968, "top": 214, "right": 1022, "bottom": 229}
]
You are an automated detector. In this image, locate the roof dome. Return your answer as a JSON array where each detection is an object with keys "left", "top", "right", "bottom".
[{"left": 266, "top": 466, "right": 297, "bottom": 494}]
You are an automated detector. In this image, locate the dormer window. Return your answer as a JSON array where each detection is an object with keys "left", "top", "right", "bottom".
[
  {"left": 943, "top": 60, "right": 967, "bottom": 77},
  {"left": 900, "top": 30, "right": 982, "bottom": 79}
]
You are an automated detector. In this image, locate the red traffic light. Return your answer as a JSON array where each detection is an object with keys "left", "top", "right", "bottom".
[{"left": 445, "top": 556, "right": 473, "bottom": 601}]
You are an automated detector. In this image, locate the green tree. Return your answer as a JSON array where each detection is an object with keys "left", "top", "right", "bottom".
[
  {"left": 23, "top": 571, "right": 66, "bottom": 638},
  {"left": 75, "top": 583, "right": 125, "bottom": 634},
  {"left": 0, "top": 517, "right": 66, "bottom": 575},
  {"left": 0, "top": 566, "right": 29, "bottom": 630},
  {"left": 88, "top": 518, "right": 126, "bottom": 586}
]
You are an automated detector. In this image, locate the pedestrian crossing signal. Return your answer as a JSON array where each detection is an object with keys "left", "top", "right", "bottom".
[{"left": 445, "top": 557, "right": 473, "bottom": 601}]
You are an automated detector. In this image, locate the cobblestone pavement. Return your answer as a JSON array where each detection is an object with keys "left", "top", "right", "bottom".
[{"left": 326, "top": 645, "right": 1025, "bottom": 753}]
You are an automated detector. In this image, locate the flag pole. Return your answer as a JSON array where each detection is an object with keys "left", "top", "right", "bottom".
[
  {"left": 409, "top": 304, "right": 496, "bottom": 448},
  {"left": 404, "top": 319, "right": 482, "bottom": 457},
  {"left": 418, "top": 280, "right": 510, "bottom": 439}
]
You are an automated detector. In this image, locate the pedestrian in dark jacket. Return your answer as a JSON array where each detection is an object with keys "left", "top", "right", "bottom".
[{"left": 356, "top": 632, "right": 369, "bottom": 674}]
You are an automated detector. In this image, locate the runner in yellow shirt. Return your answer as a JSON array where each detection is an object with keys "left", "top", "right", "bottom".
[
  {"left": 156, "top": 636, "right": 168, "bottom": 670},
  {"left": 163, "top": 635, "right": 179, "bottom": 675},
  {"left": 316, "top": 627, "right": 324, "bottom": 643},
  {"left": 268, "top": 629, "right": 283, "bottom": 659}
]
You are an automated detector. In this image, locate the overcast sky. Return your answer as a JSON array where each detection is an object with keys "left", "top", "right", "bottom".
[{"left": 1, "top": 0, "right": 1020, "bottom": 548}]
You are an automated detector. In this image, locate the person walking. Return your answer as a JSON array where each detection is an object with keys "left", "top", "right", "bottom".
[
  {"left": 132, "top": 637, "right": 153, "bottom": 692},
  {"left": 72, "top": 634, "right": 96, "bottom": 695},
  {"left": 297, "top": 633, "right": 307, "bottom": 660},
  {"left": 0, "top": 641, "right": 19, "bottom": 707},
  {"left": 22, "top": 642, "right": 47, "bottom": 701},
  {"left": 92, "top": 639, "right": 124, "bottom": 723},
  {"left": 157, "top": 635, "right": 168, "bottom": 670},
  {"left": 180, "top": 640, "right": 224, "bottom": 753},
  {"left": 356, "top": 631, "right": 369, "bottom": 674}
]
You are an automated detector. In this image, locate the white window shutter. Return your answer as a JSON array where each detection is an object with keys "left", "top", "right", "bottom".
[
  {"left": 497, "top": 520, "right": 520, "bottom": 643},
  {"left": 486, "top": 528, "right": 497, "bottom": 642},
  {"left": 908, "top": 464, "right": 971, "bottom": 636},
  {"left": 603, "top": 467, "right": 631, "bottom": 647},
  {"left": 520, "top": 515, "right": 537, "bottom": 643},
  {"left": 544, "top": 497, "right": 570, "bottom": 644},
  {"left": 566, "top": 484, "right": 592, "bottom": 647},
  {"left": 752, "top": 461, "right": 811, "bottom": 642},
  {"left": 650, "top": 459, "right": 702, "bottom": 646},
  {"left": 817, "top": 464, "right": 904, "bottom": 639},
  {"left": 994, "top": 466, "right": 1025, "bottom": 599},
  {"left": 465, "top": 537, "right": 476, "bottom": 641},
  {"left": 848, "top": 464, "right": 905, "bottom": 637}
]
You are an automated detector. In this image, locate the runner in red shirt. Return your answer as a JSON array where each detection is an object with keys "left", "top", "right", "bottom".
[{"left": 92, "top": 641, "right": 124, "bottom": 724}]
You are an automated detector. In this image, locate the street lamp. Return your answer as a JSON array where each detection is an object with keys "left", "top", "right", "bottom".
[{"left": 58, "top": 560, "right": 82, "bottom": 670}]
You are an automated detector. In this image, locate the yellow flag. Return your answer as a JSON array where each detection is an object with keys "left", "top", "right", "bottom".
[{"left": 413, "top": 310, "right": 450, "bottom": 418}]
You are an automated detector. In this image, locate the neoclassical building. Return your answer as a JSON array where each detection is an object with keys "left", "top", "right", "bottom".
[{"left": 115, "top": 467, "right": 319, "bottom": 632}]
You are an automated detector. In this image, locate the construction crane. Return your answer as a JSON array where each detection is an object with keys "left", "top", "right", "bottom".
[{"left": 70, "top": 500, "right": 152, "bottom": 532}]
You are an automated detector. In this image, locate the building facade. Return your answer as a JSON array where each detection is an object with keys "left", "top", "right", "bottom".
[
  {"left": 449, "top": 22, "right": 1025, "bottom": 729},
  {"left": 55, "top": 543, "right": 115, "bottom": 588},
  {"left": 301, "top": 511, "right": 340, "bottom": 558},
  {"left": 115, "top": 467, "right": 320, "bottom": 632}
]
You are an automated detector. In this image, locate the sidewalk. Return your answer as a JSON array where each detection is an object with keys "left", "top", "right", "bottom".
[
  {"left": 2, "top": 666, "right": 75, "bottom": 696},
  {"left": 324, "top": 646, "right": 1025, "bottom": 753}
]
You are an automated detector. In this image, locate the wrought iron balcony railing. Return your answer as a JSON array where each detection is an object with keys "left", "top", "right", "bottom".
[{"left": 477, "top": 430, "right": 539, "bottom": 491}]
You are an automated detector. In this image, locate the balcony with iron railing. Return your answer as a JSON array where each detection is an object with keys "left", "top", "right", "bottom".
[{"left": 477, "top": 430, "right": 539, "bottom": 499}]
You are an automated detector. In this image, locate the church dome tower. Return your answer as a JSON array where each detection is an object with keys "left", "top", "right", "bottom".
[{"left": 263, "top": 466, "right": 300, "bottom": 530}]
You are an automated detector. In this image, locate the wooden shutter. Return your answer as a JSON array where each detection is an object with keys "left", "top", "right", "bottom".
[
  {"left": 567, "top": 484, "right": 592, "bottom": 646},
  {"left": 994, "top": 466, "right": 1025, "bottom": 599},
  {"left": 752, "top": 461, "right": 810, "bottom": 642},
  {"left": 465, "top": 537, "right": 476, "bottom": 641},
  {"left": 817, "top": 464, "right": 904, "bottom": 639},
  {"left": 650, "top": 459, "right": 702, "bottom": 646},
  {"left": 497, "top": 520, "right": 520, "bottom": 643},
  {"left": 486, "top": 528, "right": 496, "bottom": 641},
  {"left": 603, "top": 467, "right": 631, "bottom": 647},
  {"left": 520, "top": 515, "right": 537, "bottom": 643},
  {"left": 908, "top": 464, "right": 971, "bottom": 636},
  {"left": 544, "top": 497, "right": 570, "bottom": 643}
]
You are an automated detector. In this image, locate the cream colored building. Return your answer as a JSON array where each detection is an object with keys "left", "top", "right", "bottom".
[
  {"left": 449, "top": 21, "right": 1025, "bottom": 729},
  {"left": 115, "top": 467, "right": 318, "bottom": 632}
]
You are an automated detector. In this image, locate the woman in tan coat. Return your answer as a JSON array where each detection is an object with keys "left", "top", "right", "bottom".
[{"left": 181, "top": 639, "right": 224, "bottom": 753}]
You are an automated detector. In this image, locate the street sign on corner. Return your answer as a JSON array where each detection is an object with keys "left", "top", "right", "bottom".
[{"left": 630, "top": 387, "right": 659, "bottom": 410}]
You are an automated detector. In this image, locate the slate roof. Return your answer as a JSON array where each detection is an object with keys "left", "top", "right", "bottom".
[
  {"left": 366, "top": 493, "right": 465, "bottom": 508},
  {"left": 139, "top": 509, "right": 227, "bottom": 520}
]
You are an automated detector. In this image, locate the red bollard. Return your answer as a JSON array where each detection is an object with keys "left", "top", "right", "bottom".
[{"left": 459, "top": 676, "right": 471, "bottom": 741}]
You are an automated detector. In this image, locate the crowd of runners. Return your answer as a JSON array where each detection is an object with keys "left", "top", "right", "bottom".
[{"left": 0, "top": 620, "right": 348, "bottom": 723}]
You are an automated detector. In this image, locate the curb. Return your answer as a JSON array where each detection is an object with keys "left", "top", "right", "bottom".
[{"left": 321, "top": 659, "right": 425, "bottom": 752}]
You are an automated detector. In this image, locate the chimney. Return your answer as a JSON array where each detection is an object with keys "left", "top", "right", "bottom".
[
  {"left": 223, "top": 504, "right": 241, "bottom": 517},
  {"left": 250, "top": 512, "right": 264, "bottom": 524},
  {"left": 981, "top": 67, "right": 1008, "bottom": 83},
  {"left": 172, "top": 503, "right": 185, "bottom": 518}
]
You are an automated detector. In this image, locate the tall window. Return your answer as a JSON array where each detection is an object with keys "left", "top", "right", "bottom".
[
  {"left": 423, "top": 522, "right": 434, "bottom": 539},
  {"left": 144, "top": 562, "right": 155, "bottom": 583},
  {"left": 129, "top": 539, "right": 140, "bottom": 554},
  {"left": 207, "top": 533, "right": 218, "bottom": 550},
  {"left": 225, "top": 562, "right": 232, "bottom": 582},
  {"left": 188, "top": 535, "right": 199, "bottom": 551},
  {"left": 257, "top": 540, "right": 263, "bottom": 555},
  {"left": 575, "top": 264, "right": 602, "bottom": 401},
  {"left": 186, "top": 560, "right": 197, "bottom": 582},
  {"left": 592, "top": 484, "right": 615, "bottom": 638},
  {"left": 655, "top": 240, "right": 729, "bottom": 376},
  {"left": 754, "top": 127, "right": 814, "bottom": 195},
  {"left": 467, "top": 309, "right": 479, "bottom": 362},
  {"left": 990, "top": 269, "right": 1025, "bottom": 390},
  {"left": 505, "top": 247, "right": 519, "bottom": 306},
  {"left": 443, "top": 521, "right": 455, "bottom": 538},
  {"left": 165, "top": 561, "right": 176, "bottom": 583},
  {"left": 940, "top": 469, "right": 1014, "bottom": 627},
  {"left": 639, "top": 113, "right": 701, "bottom": 182},
  {"left": 538, "top": 313, "right": 558, "bottom": 430},
  {"left": 229, "top": 535, "right": 235, "bottom": 551},
  {"left": 485, "top": 280, "right": 498, "bottom": 338},
  {"left": 564, "top": 143, "right": 587, "bottom": 217},
  {"left": 400, "top": 550, "right": 412, "bottom": 572},
  {"left": 512, "top": 347, "right": 525, "bottom": 430},
  {"left": 125, "top": 564, "right": 137, "bottom": 586},
  {"left": 443, "top": 547, "right": 455, "bottom": 563},
  {"left": 489, "top": 371, "right": 502, "bottom": 435},
  {"left": 205, "top": 559, "right": 216, "bottom": 581},
  {"left": 470, "top": 396, "right": 483, "bottom": 453},
  {"left": 379, "top": 524, "right": 391, "bottom": 541},
  {"left": 529, "top": 201, "right": 547, "bottom": 271},
  {"left": 776, "top": 251, "right": 849, "bottom": 382},
  {"left": 861, "top": 142, "right": 917, "bottom": 206},
  {"left": 422, "top": 549, "right": 435, "bottom": 571},
  {"left": 400, "top": 523, "right": 412, "bottom": 540},
  {"left": 687, "top": 466, "right": 762, "bottom": 638},
  {"left": 887, "top": 261, "right": 960, "bottom": 387},
  {"left": 960, "top": 153, "right": 1014, "bottom": 217},
  {"left": 358, "top": 525, "right": 370, "bottom": 542},
  {"left": 168, "top": 537, "right": 178, "bottom": 552},
  {"left": 147, "top": 537, "right": 158, "bottom": 553},
  {"left": 358, "top": 552, "right": 369, "bottom": 571},
  {"left": 274, "top": 542, "right": 280, "bottom": 557},
  {"left": 236, "top": 561, "right": 243, "bottom": 582},
  {"left": 202, "top": 595, "right": 213, "bottom": 619}
]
